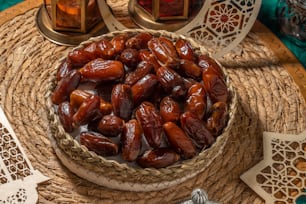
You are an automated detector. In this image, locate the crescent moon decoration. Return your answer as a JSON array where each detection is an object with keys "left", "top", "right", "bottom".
[{"left": 177, "top": 0, "right": 262, "bottom": 58}]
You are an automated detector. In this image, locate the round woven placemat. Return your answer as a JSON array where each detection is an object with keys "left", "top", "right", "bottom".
[{"left": 0, "top": 7, "right": 305, "bottom": 204}]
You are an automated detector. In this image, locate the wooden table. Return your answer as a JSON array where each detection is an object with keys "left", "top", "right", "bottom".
[{"left": 1, "top": 0, "right": 305, "bottom": 102}]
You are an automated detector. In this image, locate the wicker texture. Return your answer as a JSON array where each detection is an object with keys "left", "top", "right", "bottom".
[{"left": 0, "top": 7, "right": 305, "bottom": 204}]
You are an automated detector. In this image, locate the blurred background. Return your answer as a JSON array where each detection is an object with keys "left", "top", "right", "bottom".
[{"left": 0, "top": 0, "right": 305, "bottom": 68}]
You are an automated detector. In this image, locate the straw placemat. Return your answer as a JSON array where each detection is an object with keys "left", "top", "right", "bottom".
[{"left": 0, "top": 7, "right": 305, "bottom": 204}]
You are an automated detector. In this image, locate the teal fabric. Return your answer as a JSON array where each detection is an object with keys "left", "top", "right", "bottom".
[
  {"left": 0, "top": 0, "right": 23, "bottom": 11},
  {"left": 258, "top": 0, "right": 306, "bottom": 68}
]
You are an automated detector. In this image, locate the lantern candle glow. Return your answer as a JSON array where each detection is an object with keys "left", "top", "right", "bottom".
[{"left": 44, "top": 0, "right": 102, "bottom": 33}]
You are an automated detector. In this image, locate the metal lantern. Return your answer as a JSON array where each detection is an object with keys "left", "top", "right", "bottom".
[
  {"left": 43, "top": 0, "right": 102, "bottom": 33},
  {"left": 128, "top": 0, "right": 203, "bottom": 31}
]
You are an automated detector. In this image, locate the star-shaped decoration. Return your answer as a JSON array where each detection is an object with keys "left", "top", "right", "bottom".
[{"left": 241, "top": 130, "right": 306, "bottom": 204}]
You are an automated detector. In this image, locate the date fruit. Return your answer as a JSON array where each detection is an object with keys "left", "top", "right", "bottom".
[
  {"left": 73, "top": 95, "right": 100, "bottom": 126},
  {"left": 119, "top": 48, "right": 139, "bottom": 68},
  {"left": 198, "top": 54, "right": 224, "bottom": 77},
  {"left": 111, "top": 84, "right": 133, "bottom": 121},
  {"left": 68, "top": 49, "right": 95, "bottom": 67},
  {"left": 206, "top": 102, "right": 228, "bottom": 136},
  {"left": 111, "top": 33, "right": 128, "bottom": 54},
  {"left": 137, "top": 148, "right": 180, "bottom": 168},
  {"left": 131, "top": 74, "right": 159, "bottom": 105},
  {"left": 58, "top": 102, "right": 75, "bottom": 133},
  {"left": 148, "top": 37, "right": 180, "bottom": 68},
  {"left": 97, "top": 115, "right": 124, "bottom": 137},
  {"left": 80, "top": 59, "right": 124, "bottom": 82},
  {"left": 124, "top": 61, "right": 154, "bottom": 85},
  {"left": 160, "top": 96, "right": 180, "bottom": 122},
  {"left": 70, "top": 90, "right": 113, "bottom": 115},
  {"left": 138, "top": 49, "right": 161, "bottom": 71},
  {"left": 135, "top": 102, "right": 163, "bottom": 148},
  {"left": 95, "top": 39, "right": 116, "bottom": 59},
  {"left": 185, "top": 83, "right": 207, "bottom": 119},
  {"left": 175, "top": 39, "right": 195, "bottom": 61},
  {"left": 156, "top": 66, "right": 187, "bottom": 99},
  {"left": 125, "top": 32, "right": 152, "bottom": 49},
  {"left": 180, "top": 111, "right": 215, "bottom": 148},
  {"left": 52, "top": 70, "right": 81, "bottom": 105},
  {"left": 163, "top": 122, "right": 196, "bottom": 159},
  {"left": 121, "top": 119, "right": 142, "bottom": 162},
  {"left": 80, "top": 131, "right": 119, "bottom": 156},
  {"left": 202, "top": 66, "right": 228, "bottom": 103},
  {"left": 179, "top": 59, "right": 202, "bottom": 80},
  {"left": 56, "top": 59, "right": 73, "bottom": 81}
]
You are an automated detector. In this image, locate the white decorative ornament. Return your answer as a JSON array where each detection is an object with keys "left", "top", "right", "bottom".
[
  {"left": 177, "top": 0, "right": 262, "bottom": 58},
  {"left": 98, "top": 0, "right": 127, "bottom": 31},
  {"left": 241, "top": 130, "right": 306, "bottom": 204},
  {"left": 0, "top": 106, "right": 49, "bottom": 204}
]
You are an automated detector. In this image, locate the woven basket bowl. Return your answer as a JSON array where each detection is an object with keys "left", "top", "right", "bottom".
[{"left": 46, "top": 29, "right": 237, "bottom": 192}]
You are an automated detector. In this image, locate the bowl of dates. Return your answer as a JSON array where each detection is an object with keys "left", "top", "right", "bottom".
[{"left": 46, "top": 29, "right": 237, "bottom": 191}]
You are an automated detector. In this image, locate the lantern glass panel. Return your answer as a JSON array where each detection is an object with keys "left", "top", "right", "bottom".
[
  {"left": 159, "top": 0, "right": 185, "bottom": 17},
  {"left": 44, "top": 0, "right": 102, "bottom": 32},
  {"left": 55, "top": 0, "right": 82, "bottom": 29}
]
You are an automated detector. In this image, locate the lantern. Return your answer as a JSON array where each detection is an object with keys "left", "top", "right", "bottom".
[
  {"left": 128, "top": 0, "right": 203, "bottom": 31},
  {"left": 43, "top": 0, "right": 102, "bottom": 33}
]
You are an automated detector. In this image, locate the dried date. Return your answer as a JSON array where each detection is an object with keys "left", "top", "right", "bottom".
[
  {"left": 70, "top": 89, "right": 112, "bottom": 115},
  {"left": 80, "top": 131, "right": 119, "bottom": 156},
  {"left": 202, "top": 66, "right": 228, "bottom": 103},
  {"left": 135, "top": 102, "right": 163, "bottom": 148},
  {"left": 68, "top": 49, "right": 95, "bottom": 67},
  {"left": 148, "top": 37, "right": 180, "bottom": 68},
  {"left": 111, "top": 84, "right": 133, "bottom": 121},
  {"left": 73, "top": 95, "right": 101, "bottom": 126},
  {"left": 124, "top": 61, "right": 154, "bottom": 85},
  {"left": 52, "top": 70, "right": 81, "bottom": 105},
  {"left": 125, "top": 32, "right": 152, "bottom": 49},
  {"left": 198, "top": 54, "right": 224, "bottom": 78},
  {"left": 138, "top": 49, "right": 161, "bottom": 71},
  {"left": 119, "top": 48, "right": 139, "bottom": 68},
  {"left": 159, "top": 96, "right": 180, "bottom": 122},
  {"left": 80, "top": 59, "right": 124, "bottom": 82},
  {"left": 56, "top": 59, "right": 73, "bottom": 81},
  {"left": 163, "top": 122, "right": 196, "bottom": 159},
  {"left": 180, "top": 111, "right": 215, "bottom": 148},
  {"left": 95, "top": 39, "right": 116, "bottom": 59},
  {"left": 58, "top": 102, "right": 75, "bottom": 133},
  {"left": 179, "top": 59, "right": 202, "bottom": 80},
  {"left": 206, "top": 102, "right": 228, "bottom": 136},
  {"left": 131, "top": 74, "right": 159, "bottom": 105},
  {"left": 121, "top": 119, "right": 142, "bottom": 162},
  {"left": 97, "top": 115, "right": 124, "bottom": 137},
  {"left": 156, "top": 66, "right": 187, "bottom": 99},
  {"left": 175, "top": 38, "right": 195, "bottom": 61},
  {"left": 137, "top": 148, "right": 180, "bottom": 168},
  {"left": 185, "top": 83, "right": 207, "bottom": 119},
  {"left": 111, "top": 33, "right": 128, "bottom": 54}
]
